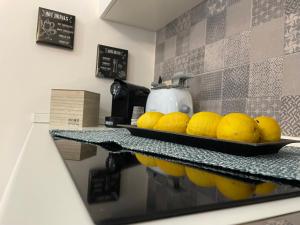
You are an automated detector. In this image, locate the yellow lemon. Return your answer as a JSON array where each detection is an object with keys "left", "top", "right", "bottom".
[
  {"left": 185, "top": 167, "right": 215, "bottom": 187},
  {"left": 217, "top": 113, "right": 260, "bottom": 143},
  {"left": 186, "top": 112, "right": 222, "bottom": 138},
  {"left": 155, "top": 159, "right": 185, "bottom": 177},
  {"left": 137, "top": 112, "right": 164, "bottom": 129},
  {"left": 215, "top": 175, "right": 255, "bottom": 200},
  {"left": 255, "top": 182, "right": 277, "bottom": 196},
  {"left": 255, "top": 116, "right": 281, "bottom": 142},
  {"left": 135, "top": 153, "right": 156, "bottom": 167},
  {"left": 154, "top": 112, "right": 190, "bottom": 134}
]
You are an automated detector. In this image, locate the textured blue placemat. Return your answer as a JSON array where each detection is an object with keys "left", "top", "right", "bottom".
[{"left": 50, "top": 128, "right": 300, "bottom": 182}]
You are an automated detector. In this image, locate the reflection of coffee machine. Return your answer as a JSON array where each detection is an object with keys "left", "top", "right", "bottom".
[{"left": 105, "top": 79, "right": 150, "bottom": 127}]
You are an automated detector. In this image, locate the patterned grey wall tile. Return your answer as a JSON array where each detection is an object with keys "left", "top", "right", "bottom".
[
  {"left": 227, "top": 0, "right": 242, "bottom": 7},
  {"left": 206, "top": 11, "right": 226, "bottom": 44},
  {"left": 204, "top": 39, "right": 224, "bottom": 72},
  {"left": 189, "top": 20, "right": 206, "bottom": 50},
  {"left": 198, "top": 100, "right": 222, "bottom": 113},
  {"left": 283, "top": 53, "right": 300, "bottom": 96},
  {"left": 280, "top": 95, "right": 300, "bottom": 136},
  {"left": 155, "top": 43, "right": 165, "bottom": 64},
  {"left": 285, "top": 0, "right": 300, "bottom": 14},
  {"left": 250, "top": 17, "right": 284, "bottom": 63},
  {"left": 166, "top": 12, "right": 191, "bottom": 40},
  {"left": 188, "top": 47, "right": 205, "bottom": 76},
  {"left": 224, "top": 31, "right": 250, "bottom": 68},
  {"left": 207, "top": 0, "right": 227, "bottom": 17},
  {"left": 175, "top": 53, "right": 189, "bottom": 74},
  {"left": 166, "top": 19, "right": 178, "bottom": 39},
  {"left": 221, "top": 98, "right": 247, "bottom": 114},
  {"left": 226, "top": 0, "right": 251, "bottom": 37},
  {"left": 249, "top": 57, "right": 283, "bottom": 98},
  {"left": 156, "top": 27, "right": 166, "bottom": 45},
  {"left": 222, "top": 64, "right": 250, "bottom": 99},
  {"left": 189, "top": 71, "right": 223, "bottom": 100},
  {"left": 284, "top": 10, "right": 300, "bottom": 54},
  {"left": 164, "top": 36, "right": 176, "bottom": 60},
  {"left": 177, "top": 12, "right": 191, "bottom": 34},
  {"left": 193, "top": 101, "right": 201, "bottom": 113},
  {"left": 176, "top": 31, "right": 190, "bottom": 56},
  {"left": 153, "top": 0, "right": 300, "bottom": 137},
  {"left": 252, "top": 0, "right": 284, "bottom": 27},
  {"left": 154, "top": 63, "right": 163, "bottom": 81},
  {"left": 191, "top": 1, "right": 207, "bottom": 25},
  {"left": 255, "top": 219, "right": 296, "bottom": 225},
  {"left": 246, "top": 97, "right": 281, "bottom": 121},
  {"left": 162, "top": 58, "right": 175, "bottom": 81}
]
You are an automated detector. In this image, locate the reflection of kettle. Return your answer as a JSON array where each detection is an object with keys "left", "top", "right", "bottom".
[{"left": 146, "top": 73, "right": 193, "bottom": 116}]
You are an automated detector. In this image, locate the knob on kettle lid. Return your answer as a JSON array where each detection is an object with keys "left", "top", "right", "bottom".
[{"left": 171, "top": 72, "right": 193, "bottom": 87}]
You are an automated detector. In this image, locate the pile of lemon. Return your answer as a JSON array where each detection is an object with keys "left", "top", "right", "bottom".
[
  {"left": 135, "top": 111, "right": 281, "bottom": 200},
  {"left": 137, "top": 111, "right": 281, "bottom": 143}
]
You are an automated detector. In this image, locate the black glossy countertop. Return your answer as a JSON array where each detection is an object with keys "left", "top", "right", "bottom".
[{"left": 54, "top": 138, "right": 300, "bottom": 225}]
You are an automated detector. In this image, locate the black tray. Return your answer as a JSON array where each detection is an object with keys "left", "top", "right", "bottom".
[{"left": 118, "top": 125, "right": 298, "bottom": 157}]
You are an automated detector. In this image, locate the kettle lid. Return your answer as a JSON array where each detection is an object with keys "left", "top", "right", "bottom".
[
  {"left": 171, "top": 72, "right": 193, "bottom": 88},
  {"left": 151, "top": 72, "right": 193, "bottom": 90}
]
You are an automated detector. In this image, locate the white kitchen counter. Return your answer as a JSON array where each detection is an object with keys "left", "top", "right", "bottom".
[{"left": 1, "top": 123, "right": 300, "bottom": 225}]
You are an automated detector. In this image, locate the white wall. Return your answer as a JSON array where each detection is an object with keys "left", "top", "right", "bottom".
[
  {"left": 99, "top": 0, "right": 113, "bottom": 12},
  {"left": 0, "top": 0, "right": 155, "bottom": 200}
]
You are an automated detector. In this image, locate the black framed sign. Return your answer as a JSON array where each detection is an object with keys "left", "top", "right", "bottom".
[
  {"left": 96, "top": 45, "right": 128, "bottom": 80},
  {"left": 36, "top": 7, "right": 75, "bottom": 49}
]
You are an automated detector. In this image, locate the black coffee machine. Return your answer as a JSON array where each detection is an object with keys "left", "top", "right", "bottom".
[{"left": 105, "top": 79, "right": 150, "bottom": 127}]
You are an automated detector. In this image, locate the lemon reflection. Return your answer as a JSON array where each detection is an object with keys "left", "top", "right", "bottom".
[
  {"left": 255, "top": 182, "right": 278, "bottom": 196},
  {"left": 135, "top": 154, "right": 277, "bottom": 200},
  {"left": 135, "top": 153, "right": 157, "bottom": 167},
  {"left": 155, "top": 159, "right": 186, "bottom": 177},
  {"left": 185, "top": 167, "right": 215, "bottom": 187},
  {"left": 215, "top": 175, "right": 255, "bottom": 200},
  {"left": 135, "top": 154, "right": 185, "bottom": 177},
  {"left": 185, "top": 167, "right": 278, "bottom": 201}
]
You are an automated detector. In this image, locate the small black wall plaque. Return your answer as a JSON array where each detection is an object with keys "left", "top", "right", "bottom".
[
  {"left": 96, "top": 45, "right": 128, "bottom": 80},
  {"left": 36, "top": 7, "right": 75, "bottom": 49}
]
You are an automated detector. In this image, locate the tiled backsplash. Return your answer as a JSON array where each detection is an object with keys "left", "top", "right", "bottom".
[{"left": 154, "top": 0, "right": 300, "bottom": 136}]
